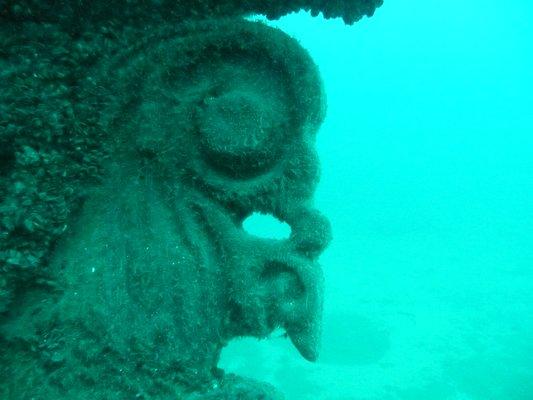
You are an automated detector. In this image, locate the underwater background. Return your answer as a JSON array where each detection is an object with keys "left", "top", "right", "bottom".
[{"left": 220, "top": 1, "right": 533, "bottom": 399}]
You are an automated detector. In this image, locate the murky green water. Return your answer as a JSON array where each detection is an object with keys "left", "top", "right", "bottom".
[{"left": 221, "top": 2, "right": 533, "bottom": 399}]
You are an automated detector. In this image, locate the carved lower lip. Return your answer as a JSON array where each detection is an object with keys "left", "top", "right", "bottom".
[
  {"left": 281, "top": 257, "right": 324, "bottom": 363},
  {"left": 286, "top": 319, "right": 321, "bottom": 362}
]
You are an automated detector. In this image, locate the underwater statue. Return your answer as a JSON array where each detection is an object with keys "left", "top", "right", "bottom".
[{"left": 0, "top": 1, "right": 381, "bottom": 398}]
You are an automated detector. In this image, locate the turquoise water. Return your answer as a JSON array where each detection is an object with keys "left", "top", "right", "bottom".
[{"left": 220, "top": 2, "right": 533, "bottom": 399}]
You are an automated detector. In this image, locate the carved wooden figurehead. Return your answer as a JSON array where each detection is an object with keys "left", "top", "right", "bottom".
[{"left": 0, "top": 2, "right": 382, "bottom": 399}]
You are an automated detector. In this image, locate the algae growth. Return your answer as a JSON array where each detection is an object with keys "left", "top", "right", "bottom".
[{"left": 0, "top": 1, "right": 382, "bottom": 398}]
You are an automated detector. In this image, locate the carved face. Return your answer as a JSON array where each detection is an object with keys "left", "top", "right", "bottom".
[
  {"left": 4, "top": 20, "right": 330, "bottom": 398},
  {"left": 111, "top": 19, "right": 331, "bottom": 358}
]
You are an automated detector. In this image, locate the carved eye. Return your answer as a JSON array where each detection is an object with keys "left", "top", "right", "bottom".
[{"left": 196, "top": 90, "right": 282, "bottom": 177}]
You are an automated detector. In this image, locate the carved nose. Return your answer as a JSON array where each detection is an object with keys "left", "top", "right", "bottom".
[{"left": 288, "top": 209, "right": 331, "bottom": 258}]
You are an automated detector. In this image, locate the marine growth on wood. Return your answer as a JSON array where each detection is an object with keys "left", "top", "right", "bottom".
[{"left": 0, "top": 1, "right": 382, "bottom": 398}]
